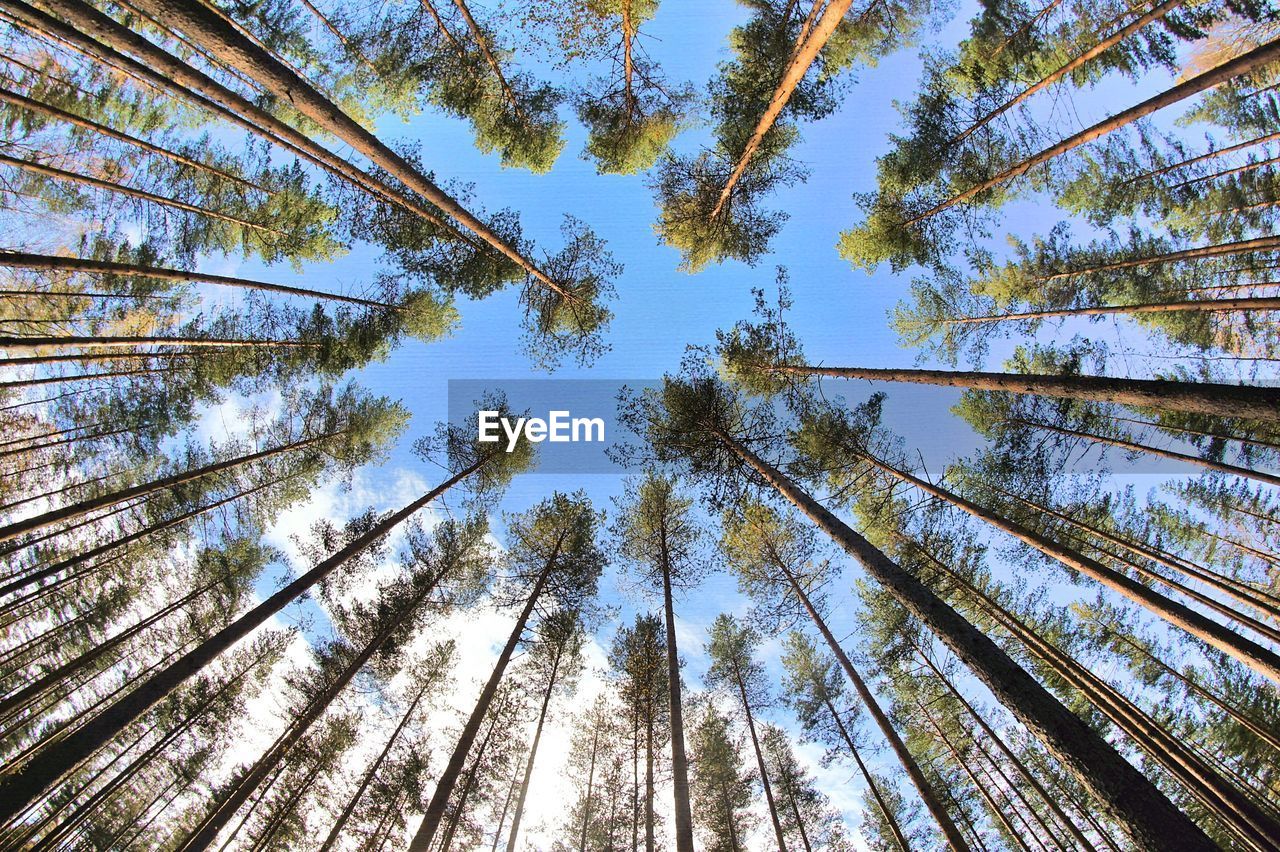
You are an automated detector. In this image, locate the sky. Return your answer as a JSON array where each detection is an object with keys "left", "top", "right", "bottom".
[{"left": 172, "top": 0, "right": 1252, "bottom": 848}]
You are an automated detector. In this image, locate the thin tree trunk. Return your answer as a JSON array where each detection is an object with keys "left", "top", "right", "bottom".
[
  {"left": 1122, "top": 131, "right": 1280, "bottom": 185},
  {"left": 910, "top": 36, "right": 1280, "bottom": 223},
  {"left": 0, "top": 366, "right": 181, "bottom": 390},
  {"left": 119, "top": 0, "right": 567, "bottom": 296},
  {"left": 733, "top": 662, "right": 788, "bottom": 852},
  {"left": 444, "top": 702, "right": 506, "bottom": 852},
  {"left": 0, "top": 459, "right": 484, "bottom": 824},
  {"left": 660, "top": 553, "right": 696, "bottom": 852},
  {"left": 409, "top": 528, "right": 568, "bottom": 852},
  {"left": 6, "top": 0, "right": 487, "bottom": 254},
  {"left": 721, "top": 776, "right": 742, "bottom": 851},
  {"left": 1009, "top": 416, "right": 1280, "bottom": 489},
  {"left": 920, "top": 547, "right": 1280, "bottom": 852},
  {"left": 0, "top": 430, "right": 336, "bottom": 545},
  {"left": 780, "top": 765, "right": 812, "bottom": 851},
  {"left": 0, "top": 85, "right": 263, "bottom": 190},
  {"left": 317, "top": 682, "right": 432, "bottom": 852},
  {"left": 448, "top": 0, "right": 526, "bottom": 123},
  {"left": 0, "top": 334, "right": 313, "bottom": 352},
  {"left": 0, "top": 153, "right": 284, "bottom": 235},
  {"left": 709, "top": 425, "right": 1215, "bottom": 850},
  {"left": 917, "top": 649, "right": 1098, "bottom": 851},
  {"left": 490, "top": 733, "right": 525, "bottom": 852},
  {"left": 1169, "top": 152, "right": 1280, "bottom": 189},
  {"left": 709, "top": 0, "right": 855, "bottom": 218},
  {"left": 860, "top": 451, "right": 1280, "bottom": 684},
  {"left": 767, "top": 362, "right": 1280, "bottom": 422},
  {"left": 506, "top": 644, "right": 564, "bottom": 852},
  {"left": 1036, "top": 235, "right": 1280, "bottom": 283},
  {"left": 644, "top": 712, "right": 655, "bottom": 852},
  {"left": 989, "top": 0, "right": 1065, "bottom": 59},
  {"left": 948, "top": 0, "right": 1183, "bottom": 147},
  {"left": 824, "top": 696, "right": 913, "bottom": 851},
  {"left": 577, "top": 722, "right": 601, "bottom": 852},
  {"left": 948, "top": 295, "right": 1280, "bottom": 324},
  {"left": 778, "top": 562, "right": 967, "bottom": 849},
  {"left": 0, "top": 252, "right": 397, "bottom": 308}
]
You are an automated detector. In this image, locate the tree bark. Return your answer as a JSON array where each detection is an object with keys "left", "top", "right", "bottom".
[
  {"left": 505, "top": 643, "right": 564, "bottom": 852},
  {"left": 709, "top": 426, "right": 1215, "bottom": 850},
  {"left": 1036, "top": 235, "right": 1280, "bottom": 283},
  {"left": 709, "top": 0, "right": 855, "bottom": 218},
  {"left": 0, "top": 252, "right": 397, "bottom": 309},
  {"left": 408, "top": 529, "right": 567, "bottom": 852},
  {"left": 823, "top": 695, "right": 913, "bottom": 851},
  {"left": 768, "top": 362, "right": 1280, "bottom": 423},
  {"left": 948, "top": 0, "right": 1183, "bottom": 147},
  {"left": 119, "top": 0, "right": 567, "bottom": 296},
  {"left": 910, "top": 36, "right": 1280, "bottom": 223},
  {"left": 0, "top": 459, "right": 484, "bottom": 824},
  {"left": 1121, "top": 131, "right": 1280, "bottom": 186},
  {"left": 0, "top": 430, "right": 335, "bottom": 545},
  {"left": 0, "top": 334, "right": 313, "bottom": 352},
  {"left": 949, "top": 295, "right": 1280, "bottom": 324},
  {"left": 658, "top": 533, "right": 696, "bottom": 852},
  {"left": 733, "top": 661, "right": 788, "bottom": 852},
  {"left": 0, "top": 153, "right": 284, "bottom": 235}
]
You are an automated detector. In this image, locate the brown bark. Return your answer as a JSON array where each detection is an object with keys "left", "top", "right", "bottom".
[
  {"left": 505, "top": 643, "right": 564, "bottom": 851},
  {"left": 0, "top": 459, "right": 484, "bottom": 825},
  {"left": 658, "top": 528, "right": 696, "bottom": 852},
  {"left": 0, "top": 85, "right": 263, "bottom": 190},
  {"left": 733, "top": 662, "right": 788, "bottom": 852},
  {"left": 1122, "top": 132, "right": 1280, "bottom": 185},
  {"left": 768, "top": 362, "right": 1280, "bottom": 423},
  {"left": 823, "top": 698, "right": 913, "bottom": 851},
  {"left": 709, "top": 426, "right": 1214, "bottom": 850},
  {"left": 0, "top": 252, "right": 398, "bottom": 308},
  {"left": 448, "top": 0, "right": 527, "bottom": 124},
  {"left": 0, "top": 152, "right": 284, "bottom": 235},
  {"left": 910, "top": 36, "right": 1280, "bottom": 223},
  {"left": 948, "top": 295, "right": 1280, "bottom": 324},
  {"left": 0, "top": 334, "right": 313, "bottom": 352},
  {"left": 1036, "top": 235, "right": 1280, "bottom": 283},
  {"left": 948, "top": 0, "right": 1184, "bottom": 147},
  {"left": 709, "top": 0, "right": 855, "bottom": 218},
  {"left": 1169, "top": 152, "right": 1280, "bottom": 189},
  {"left": 409, "top": 527, "right": 568, "bottom": 851}
]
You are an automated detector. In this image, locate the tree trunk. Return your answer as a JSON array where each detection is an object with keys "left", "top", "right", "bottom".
[
  {"left": 0, "top": 153, "right": 284, "bottom": 235},
  {"left": 659, "top": 550, "right": 696, "bottom": 852},
  {"left": 0, "top": 85, "right": 264, "bottom": 190},
  {"left": 1169, "top": 152, "right": 1280, "bottom": 189},
  {"left": 0, "top": 252, "right": 397, "bottom": 309},
  {"left": 444, "top": 703, "right": 505, "bottom": 852},
  {"left": 448, "top": 0, "right": 526, "bottom": 123},
  {"left": 408, "top": 530, "right": 566, "bottom": 852},
  {"left": 1010, "top": 417, "right": 1280, "bottom": 489},
  {"left": 917, "top": 648, "right": 1098, "bottom": 851},
  {"left": 949, "top": 295, "right": 1280, "bottom": 324},
  {"left": 768, "top": 363, "right": 1280, "bottom": 422},
  {"left": 823, "top": 696, "right": 913, "bottom": 851},
  {"left": 709, "top": 426, "right": 1215, "bottom": 850},
  {"left": 709, "top": 0, "right": 855, "bottom": 218},
  {"left": 1122, "top": 131, "right": 1280, "bottom": 186},
  {"left": 921, "top": 548, "right": 1280, "bottom": 852},
  {"left": 0, "top": 334, "right": 313, "bottom": 352},
  {"left": 577, "top": 723, "right": 600, "bottom": 852},
  {"left": 733, "top": 662, "right": 788, "bottom": 852},
  {"left": 8, "top": 0, "right": 485, "bottom": 252},
  {"left": 0, "top": 430, "right": 336, "bottom": 545},
  {"left": 0, "top": 460, "right": 484, "bottom": 824},
  {"left": 910, "top": 36, "right": 1280, "bottom": 222},
  {"left": 505, "top": 644, "right": 564, "bottom": 852},
  {"left": 316, "top": 682, "right": 431, "bottom": 852},
  {"left": 645, "top": 711, "right": 655, "bottom": 852},
  {"left": 1036, "top": 235, "right": 1280, "bottom": 283},
  {"left": 948, "top": 0, "right": 1183, "bottom": 147},
  {"left": 119, "top": 0, "right": 566, "bottom": 296},
  {"left": 989, "top": 0, "right": 1065, "bottom": 60},
  {"left": 860, "top": 452, "right": 1280, "bottom": 685},
  {"left": 780, "top": 766, "right": 812, "bottom": 851},
  {"left": 0, "top": 366, "right": 181, "bottom": 390},
  {"left": 779, "top": 564, "right": 968, "bottom": 849}
]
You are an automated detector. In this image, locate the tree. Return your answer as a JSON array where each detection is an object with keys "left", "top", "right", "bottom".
[{"left": 688, "top": 699, "right": 755, "bottom": 852}]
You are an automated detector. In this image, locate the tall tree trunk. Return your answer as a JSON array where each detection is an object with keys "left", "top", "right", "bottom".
[
  {"left": 1010, "top": 417, "right": 1280, "bottom": 489},
  {"left": 316, "top": 682, "right": 431, "bottom": 852},
  {"left": 0, "top": 459, "right": 484, "bottom": 824},
  {"left": 409, "top": 530, "right": 567, "bottom": 852},
  {"left": 0, "top": 252, "right": 396, "bottom": 308},
  {"left": 0, "top": 334, "right": 313, "bottom": 352},
  {"left": 175, "top": 562, "right": 453, "bottom": 851},
  {"left": 1036, "top": 235, "right": 1280, "bottom": 283},
  {"left": 448, "top": 0, "right": 526, "bottom": 123},
  {"left": 910, "top": 37, "right": 1280, "bottom": 222},
  {"left": 859, "top": 452, "right": 1280, "bottom": 684},
  {"left": 708, "top": 426, "right": 1215, "bottom": 850},
  {"left": 733, "top": 662, "right": 787, "bottom": 852},
  {"left": 917, "top": 649, "right": 1098, "bottom": 851},
  {"left": 0, "top": 85, "right": 263, "bottom": 190},
  {"left": 1121, "top": 131, "right": 1280, "bottom": 186},
  {"left": 823, "top": 696, "right": 913, "bottom": 851},
  {"left": 657, "top": 532, "right": 695, "bottom": 852},
  {"left": 767, "top": 363, "right": 1280, "bottom": 422},
  {"left": 644, "top": 711, "right": 655, "bottom": 852},
  {"left": 780, "top": 765, "right": 812, "bottom": 851},
  {"left": 0, "top": 153, "right": 284, "bottom": 235},
  {"left": 949, "top": 295, "right": 1280, "bottom": 324},
  {"left": 8, "top": 0, "right": 484, "bottom": 252},
  {"left": 0, "top": 430, "right": 336, "bottom": 545},
  {"left": 1170, "top": 153, "right": 1280, "bottom": 189},
  {"left": 948, "top": 0, "right": 1183, "bottom": 147},
  {"left": 505, "top": 644, "right": 564, "bottom": 852},
  {"left": 709, "top": 0, "right": 855, "bottom": 218},
  {"left": 778, "top": 562, "right": 968, "bottom": 849},
  {"left": 444, "top": 702, "right": 506, "bottom": 852},
  {"left": 577, "top": 723, "right": 601, "bottom": 852},
  {"left": 921, "top": 547, "right": 1280, "bottom": 852},
  {"left": 118, "top": 0, "right": 567, "bottom": 296},
  {"left": 489, "top": 730, "right": 525, "bottom": 852}
]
